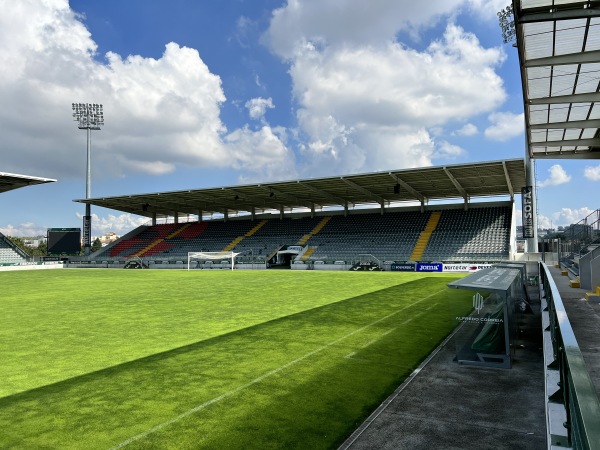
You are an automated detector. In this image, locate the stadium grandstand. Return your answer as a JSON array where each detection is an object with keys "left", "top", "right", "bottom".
[
  {"left": 0, "top": 172, "right": 56, "bottom": 265},
  {"left": 75, "top": 159, "right": 525, "bottom": 269},
  {"left": 2, "top": 1, "right": 600, "bottom": 447}
]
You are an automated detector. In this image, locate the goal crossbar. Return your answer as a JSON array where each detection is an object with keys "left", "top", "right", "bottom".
[{"left": 187, "top": 251, "right": 240, "bottom": 270}]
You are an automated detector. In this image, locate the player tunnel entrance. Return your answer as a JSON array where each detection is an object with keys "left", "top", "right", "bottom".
[{"left": 269, "top": 245, "right": 303, "bottom": 269}]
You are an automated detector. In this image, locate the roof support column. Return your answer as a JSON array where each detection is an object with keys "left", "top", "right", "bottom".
[
  {"left": 197, "top": 210, "right": 203, "bottom": 222},
  {"left": 525, "top": 154, "right": 539, "bottom": 252},
  {"left": 344, "top": 201, "right": 348, "bottom": 217},
  {"left": 174, "top": 213, "right": 179, "bottom": 224},
  {"left": 251, "top": 207, "right": 255, "bottom": 221},
  {"left": 420, "top": 200, "right": 425, "bottom": 213},
  {"left": 280, "top": 205, "right": 284, "bottom": 220},
  {"left": 224, "top": 210, "right": 228, "bottom": 222},
  {"left": 152, "top": 212, "right": 157, "bottom": 226},
  {"left": 311, "top": 203, "right": 315, "bottom": 218}
]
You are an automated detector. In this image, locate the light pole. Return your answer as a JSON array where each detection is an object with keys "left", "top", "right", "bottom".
[{"left": 72, "top": 103, "right": 104, "bottom": 256}]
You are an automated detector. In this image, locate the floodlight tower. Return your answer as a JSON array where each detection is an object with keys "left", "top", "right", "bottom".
[{"left": 72, "top": 103, "right": 104, "bottom": 256}]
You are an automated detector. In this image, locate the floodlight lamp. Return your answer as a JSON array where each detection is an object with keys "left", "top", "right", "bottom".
[{"left": 72, "top": 102, "right": 104, "bottom": 129}]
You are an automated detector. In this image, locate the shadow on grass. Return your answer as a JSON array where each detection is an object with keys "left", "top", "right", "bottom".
[{"left": 0, "top": 277, "right": 468, "bottom": 449}]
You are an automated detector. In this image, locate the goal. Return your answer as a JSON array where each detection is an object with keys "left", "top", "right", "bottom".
[{"left": 187, "top": 251, "right": 240, "bottom": 270}]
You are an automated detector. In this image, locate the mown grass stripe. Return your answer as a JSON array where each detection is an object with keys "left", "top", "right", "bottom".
[
  {"left": 111, "top": 288, "right": 445, "bottom": 449},
  {"left": 1, "top": 270, "right": 431, "bottom": 398}
]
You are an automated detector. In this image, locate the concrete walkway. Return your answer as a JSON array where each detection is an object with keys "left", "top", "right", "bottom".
[
  {"left": 547, "top": 265, "right": 600, "bottom": 399},
  {"left": 342, "top": 265, "right": 600, "bottom": 449},
  {"left": 341, "top": 282, "right": 546, "bottom": 450}
]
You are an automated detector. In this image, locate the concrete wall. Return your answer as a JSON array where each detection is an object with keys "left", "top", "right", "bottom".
[
  {"left": 0, "top": 263, "right": 64, "bottom": 272},
  {"left": 580, "top": 246, "right": 600, "bottom": 290},
  {"left": 513, "top": 252, "right": 542, "bottom": 262}
]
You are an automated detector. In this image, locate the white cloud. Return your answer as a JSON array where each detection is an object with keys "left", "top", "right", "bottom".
[
  {"left": 454, "top": 123, "right": 478, "bottom": 136},
  {"left": 245, "top": 97, "right": 275, "bottom": 121},
  {"left": 265, "top": 0, "right": 465, "bottom": 60},
  {"left": 284, "top": 24, "right": 505, "bottom": 175},
  {"left": 551, "top": 207, "right": 596, "bottom": 227},
  {"left": 77, "top": 212, "right": 149, "bottom": 236},
  {"left": 584, "top": 164, "right": 600, "bottom": 181},
  {"left": 512, "top": 208, "right": 593, "bottom": 230},
  {"left": 0, "top": 223, "right": 47, "bottom": 237},
  {"left": 434, "top": 140, "right": 465, "bottom": 159},
  {"left": 484, "top": 112, "right": 524, "bottom": 141},
  {"left": 0, "top": 1, "right": 290, "bottom": 182},
  {"left": 1, "top": 213, "right": 154, "bottom": 238},
  {"left": 468, "top": 0, "right": 513, "bottom": 21},
  {"left": 535, "top": 214, "right": 552, "bottom": 229},
  {"left": 224, "top": 126, "right": 297, "bottom": 181},
  {"left": 0, "top": 1, "right": 512, "bottom": 187},
  {"left": 518, "top": 210, "right": 557, "bottom": 230},
  {"left": 538, "top": 164, "right": 571, "bottom": 188}
]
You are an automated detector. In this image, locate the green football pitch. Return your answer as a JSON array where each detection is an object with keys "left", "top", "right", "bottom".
[{"left": 0, "top": 269, "right": 469, "bottom": 449}]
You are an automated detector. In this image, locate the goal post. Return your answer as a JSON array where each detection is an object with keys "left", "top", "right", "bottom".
[{"left": 187, "top": 251, "right": 241, "bottom": 271}]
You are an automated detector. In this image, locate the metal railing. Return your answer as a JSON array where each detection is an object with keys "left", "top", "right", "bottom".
[
  {"left": 567, "top": 209, "right": 599, "bottom": 254},
  {"left": 539, "top": 262, "right": 600, "bottom": 449}
]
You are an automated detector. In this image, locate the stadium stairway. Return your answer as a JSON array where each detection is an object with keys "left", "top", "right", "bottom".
[
  {"left": 133, "top": 223, "right": 189, "bottom": 258},
  {"left": 0, "top": 231, "right": 29, "bottom": 263},
  {"left": 409, "top": 211, "right": 440, "bottom": 260},
  {"left": 223, "top": 219, "right": 269, "bottom": 252},
  {"left": 296, "top": 216, "right": 331, "bottom": 246},
  {"left": 299, "top": 246, "right": 317, "bottom": 261},
  {"left": 586, "top": 285, "right": 600, "bottom": 301}
]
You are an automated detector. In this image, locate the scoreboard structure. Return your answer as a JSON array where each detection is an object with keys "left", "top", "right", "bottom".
[{"left": 47, "top": 228, "right": 81, "bottom": 255}]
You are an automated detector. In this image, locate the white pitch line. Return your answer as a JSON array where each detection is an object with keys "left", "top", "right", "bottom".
[
  {"left": 358, "top": 303, "right": 438, "bottom": 350},
  {"left": 110, "top": 289, "right": 445, "bottom": 449},
  {"left": 353, "top": 302, "right": 440, "bottom": 354}
]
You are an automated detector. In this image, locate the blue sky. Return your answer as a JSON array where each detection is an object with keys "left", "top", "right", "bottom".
[{"left": 0, "top": 0, "right": 598, "bottom": 237}]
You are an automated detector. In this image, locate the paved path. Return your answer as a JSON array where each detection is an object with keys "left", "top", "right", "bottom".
[{"left": 341, "top": 280, "right": 546, "bottom": 450}]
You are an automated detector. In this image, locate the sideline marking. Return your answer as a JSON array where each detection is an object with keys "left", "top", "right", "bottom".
[{"left": 111, "top": 289, "right": 445, "bottom": 449}]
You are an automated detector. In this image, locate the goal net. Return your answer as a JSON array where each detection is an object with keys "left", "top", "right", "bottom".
[{"left": 187, "top": 251, "right": 240, "bottom": 270}]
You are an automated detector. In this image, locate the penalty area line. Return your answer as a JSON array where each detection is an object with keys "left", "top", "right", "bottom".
[{"left": 110, "top": 289, "right": 445, "bottom": 449}]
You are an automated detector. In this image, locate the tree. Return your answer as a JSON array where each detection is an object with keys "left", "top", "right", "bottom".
[
  {"left": 6, "top": 236, "right": 48, "bottom": 257},
  {"left": 91, "top": 238, "right": 102, "bottom": 253}
]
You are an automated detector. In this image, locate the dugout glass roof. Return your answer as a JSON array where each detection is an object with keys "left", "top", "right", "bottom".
[
  {"left": 74, "top": 159, "right": 526, "bottom": 219},
  {"left": 514, "top": 0, "right": 600, "bottom": 159}
]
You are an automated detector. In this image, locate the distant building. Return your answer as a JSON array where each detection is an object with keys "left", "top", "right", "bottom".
[
  {"left": 98, "top": 231, "right": 120, "bottom": 245},
  {"left": 23, "top": 237, "right": 46, "bottom": 247}
]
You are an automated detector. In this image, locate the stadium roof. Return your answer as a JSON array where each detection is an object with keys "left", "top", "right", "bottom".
[
  {"left": 514, "top": 0, "right": 600, "bottom": 159},
  {"left": 75, "top": 159, "right": 527, "bottom": 219},
  {"left": 0, "top": 172, "right": 56, "bottom": 195}
]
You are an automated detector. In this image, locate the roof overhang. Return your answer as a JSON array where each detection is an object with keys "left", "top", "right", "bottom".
[
  {"left": 514, "top": 0, "right": 600, "bottom": 159},
  {"left": 0, "top": 172, "right": 57, "bottom": 194},
  {"left": 74, "top": 159, "right": 527, "bottom": 219}
]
